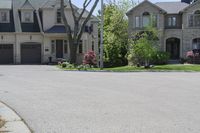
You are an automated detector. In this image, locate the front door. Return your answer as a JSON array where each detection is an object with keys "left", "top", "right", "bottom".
[
  {"left": 56, "top": 40, "right": 63, "bottom": 58},
  {"left": 166, "top": 38, "right": 180, "bottom": 60}
]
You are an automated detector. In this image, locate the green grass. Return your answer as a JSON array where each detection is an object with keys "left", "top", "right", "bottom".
[
  {"left": 102, "top": 64, "right": 200, "bottom": 72},
  {"left": 59, "top": 64, "right": 200, "bottom": 72}
]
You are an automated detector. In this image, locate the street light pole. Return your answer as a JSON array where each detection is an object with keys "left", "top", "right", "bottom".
[{"left": 100, "top": 0, "right": 104, "bottom": 69}]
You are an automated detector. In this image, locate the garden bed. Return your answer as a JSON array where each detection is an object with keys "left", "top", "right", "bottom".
[{"left": 59, "top": 64, "right": 200, "bottom": 72}]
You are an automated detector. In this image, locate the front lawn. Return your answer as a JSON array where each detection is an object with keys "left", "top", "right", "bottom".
[
  {"left": 59, "top": 64, "right": 200, "bottom": 72},
  {"left": 103, "top": 64, "right": 200, "bottom": 72}
]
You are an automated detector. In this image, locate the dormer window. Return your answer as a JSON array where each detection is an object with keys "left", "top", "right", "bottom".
[
  {"left": 0, "top": 10, "right": 9, "bottom": 23},
  {"left": 22, "top": 11, "right": 33, "bottom": 23},
  {"left": 56, "top": 9, "right": 62, "bottom": 24}
]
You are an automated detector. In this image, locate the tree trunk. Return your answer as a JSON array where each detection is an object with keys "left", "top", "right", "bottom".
[{"left": 69, "top": 42, "right": 78, "bottom": 64}]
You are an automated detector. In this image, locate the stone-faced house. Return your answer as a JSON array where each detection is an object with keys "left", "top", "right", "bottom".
[
  {"left": 0, "top": 0, "right": 99, "bottom": 64},
  {"left": 127, "top": 0, "right": 200, "bottom": 60}
]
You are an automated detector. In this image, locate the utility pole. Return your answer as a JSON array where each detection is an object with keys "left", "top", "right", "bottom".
[{"left": 100, "top": 0, "right": 104, "bottom": 69}]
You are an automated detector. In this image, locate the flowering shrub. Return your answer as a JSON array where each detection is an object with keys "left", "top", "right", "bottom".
[
  {"left": 83, "top": 51, "right": 97, "bottom": 66},
  {"left": 186, "top": 50, "right": 200, "bottom": 64}
]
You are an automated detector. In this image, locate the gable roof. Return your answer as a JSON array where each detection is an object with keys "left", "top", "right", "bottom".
[
  {"left": 126, "top": 0, "right": 166, "bottom": 15},
  {"left": 0, "top": 0, "right": 12, "bottom": 9},
  {"left": 20, "top": 0, "right": 35, "bottom": 10},
  {"left": 180, "top": 0, "right": 200, "bottom": 12},
  {"left": 155, "top": 2, "right": 189, "bottom": 14},
  {"left": 77, "top": 9, "right": 99, "bottom": 22},
  {"left": 41, "top": 0, "right": 69, "bottom": 9}
]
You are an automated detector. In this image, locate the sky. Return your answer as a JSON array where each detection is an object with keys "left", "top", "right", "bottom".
[{"left": 72, "top": 0, "right": 180, "bottom": 15}]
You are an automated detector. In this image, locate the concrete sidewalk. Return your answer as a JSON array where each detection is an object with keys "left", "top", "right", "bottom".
[{"left": 0, "top": 102, "right": 31, "bottom": 133}]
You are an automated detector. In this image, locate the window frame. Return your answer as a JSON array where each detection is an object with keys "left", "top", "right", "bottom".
[
  {"left": 64, "top": 40, "right": 68, "bottom": 54},
  {"left": 0, "top": 10, "right": 10, "bottom": 23},
  {"left": 142, "top": 12, "right": 150, "bottom": 27},
  {"left": 51, "top": 40, "right": 56, "bottom": 54},
  {"left": 135, "top": 16, "right": 140, "bottom": 28},
  {"left": 21, "top": 10, "right": 34, "bottom": 23},
  {"left": 78, "top": 40, "right": 83, "bottom": 54},
  {"left": 56, "top": 9, "right": 63, "bottom": 24},
  {"left": 168, "top": 16, "right": 177, "bottom": 27}
]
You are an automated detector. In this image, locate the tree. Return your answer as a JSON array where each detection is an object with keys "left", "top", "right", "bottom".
[
  {"left": 60, "top": 0, "right": 99, "bottom": 64},
  {"left": 128, "top": 27, "right": 159, "bottom": 68},
  {"left": 101, "top": 0, "right": 135, "bottom": 67}
]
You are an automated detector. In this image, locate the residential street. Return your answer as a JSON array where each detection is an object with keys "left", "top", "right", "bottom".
[{"left": 0, "top": 65, "right": 200, "bottom": 133}]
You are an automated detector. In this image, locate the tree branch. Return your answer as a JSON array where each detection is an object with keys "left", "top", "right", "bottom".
[
  {"left": 60, "top": 0, "right": 72, "bottom": 39},
  {"left": 77, "top": 0, "right": 99, "bottom": 41},
  {"left": 77, "top": 0, "right": 92, "bottom": 22},
  {"left": 68, "top": 0, "right": 77, "bottom": 22}
]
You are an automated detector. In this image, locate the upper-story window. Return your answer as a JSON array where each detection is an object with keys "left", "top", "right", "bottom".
[
  {"left": 194, "top": 10, "right": 200, "bottom": 26},
  {"left": 168, "top": 17, "right": 177, "bottom": 27},
  {"left": 142, "top": 12, "right": 150, "bottom": 27},
  {"left": 56, "top": 9, "right": 62, "bottom": 24},
  {"left": 0, "top": 10, "right": 9, "bottom": 23},
  {"left": 189, "top": 10, "right": 200, "bottom": 27},
  {"left": 22, "top": 11, "right": 33, "bottom": 23},
  {"left": 135, "top": 16, "right": 140, "bottom": 28}
]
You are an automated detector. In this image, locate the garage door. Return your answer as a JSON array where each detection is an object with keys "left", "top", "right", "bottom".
[
  {"left": 0, "top": 44, "right": 13, "bottom": 64},
  {"left": 21, "top": 43, "right": 41, "bottom": 64}
]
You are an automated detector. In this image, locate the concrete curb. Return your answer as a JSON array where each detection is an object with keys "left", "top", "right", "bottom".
[{"left": 0, "top": 102, "right": 32, "bottom": 133}]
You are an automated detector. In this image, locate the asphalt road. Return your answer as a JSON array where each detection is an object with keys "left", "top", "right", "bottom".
[{"left": 0, "top": 65, "right": 200, "bottom": 133}]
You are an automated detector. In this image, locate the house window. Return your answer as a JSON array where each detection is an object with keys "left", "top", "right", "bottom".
[
  {"left": 135, "top": 16, "right": 140, "bottom": 28},
  {"left": 92, "top": 41, "right": 95, "bottom": 51},
  {"left": 168, "top": 17, "right": 176, "bottom": 27},
  {"left": 64, "top": 40, "right": 68, "bottom": 54},
  {"left": 56, "top": 9, "right": 62, "bottom": 24},
  {"left": 22, "top": 11, "right": 33, "bottom": 23},
  {"left": 188, "top": 10, "right": 200, "bottom": 27},
  {"left": 79, "top": 40, "right": 83, "bottom": 54},
  {"left": 193, "top": 38, "right": 200, "bottom": 49},
  {"left": 152, "top": 15, "right": 157, "bottom": 27},
  {"left": 51, "top": 40, "right": 55, "bottom": 54},
  {"left": 0, "top": 11, "right": 9, "bottom": 23},
  {"left": 194, "top": 10, "right": 200, "bottom": 27},
  {"left": 142, "top": 12, "right": 150, "bottom": 27}
]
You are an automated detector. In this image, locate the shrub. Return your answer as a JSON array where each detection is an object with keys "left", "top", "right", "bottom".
[
  {"left": 151, "top": 51, "right": 170, "bottom": 65},
  {"left": 186, "top": 50, "right": 200, "bottom": 64},
  {"left": 180, "top": 58, "right": 187, "bottom": 64},
  {"left": 61, "top": 62, "right": 75, "bottom": 69},
  {"left": 77, "top": 64, "right": 91, "bottom": 71},
  {"left": 83, "top": 51, "right": 97, "bottom": 66}
]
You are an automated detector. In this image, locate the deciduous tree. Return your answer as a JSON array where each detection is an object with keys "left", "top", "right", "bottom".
[{"left": 60, "top": 0, "right": 99, "bottom": 64}]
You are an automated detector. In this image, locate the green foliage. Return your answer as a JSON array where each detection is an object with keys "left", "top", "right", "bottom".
[
  {"left": 152, "top": 51, "right": 170, "bottom": 65},
  {"left": 77, "top": 64, "right": 91, "bottom": 71},
  {"left": 128, "top": 27, "right": 159, "bottom": 67},
  {"left": 101, "top": 1, "right": 135, "bottom": 67},
  {"left": 61, "top": 62, "right": 75, "bottom": 69}
]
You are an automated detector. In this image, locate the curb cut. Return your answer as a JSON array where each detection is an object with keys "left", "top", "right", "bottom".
[{"left": 0, "top": 101, "right": 32, "bottom": 133}]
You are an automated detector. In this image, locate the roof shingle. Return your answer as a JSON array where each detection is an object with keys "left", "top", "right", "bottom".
[{"left": 155, "top": 2, "right": 189, "bottom": 14}]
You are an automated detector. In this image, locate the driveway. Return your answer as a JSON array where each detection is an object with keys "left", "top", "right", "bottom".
[{"left": 0, "top": 65, "right": 200, "bottom": 133}]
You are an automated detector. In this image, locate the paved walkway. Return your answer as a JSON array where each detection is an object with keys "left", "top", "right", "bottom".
[
  {"left": 0, "top": 65, "right": 200, "bottom": 133},
  {"left": 0, "top": 102, "right": 31, "bottom": 133}
]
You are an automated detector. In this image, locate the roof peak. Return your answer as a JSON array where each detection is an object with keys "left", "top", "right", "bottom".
[{"left": 20, "top": 0, "right": 35, "bottom": 10}]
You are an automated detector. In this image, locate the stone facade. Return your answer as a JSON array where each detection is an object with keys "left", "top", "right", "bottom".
[{"left": 127, "top": 0, "right": 200, "bottom": 59}]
